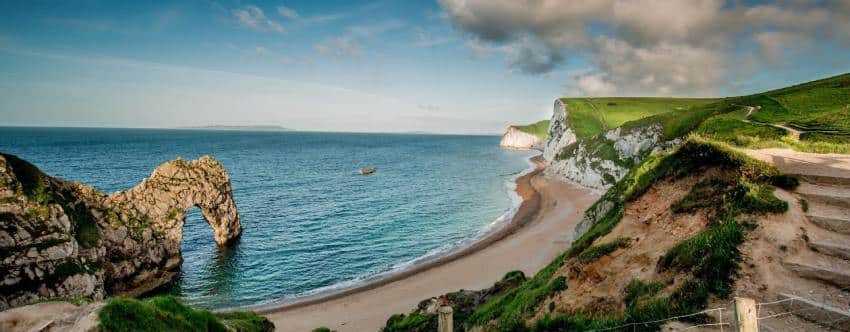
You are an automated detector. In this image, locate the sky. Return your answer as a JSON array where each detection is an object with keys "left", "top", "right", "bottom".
[{"left": 1, "top": 0, "right": 848, "bottom": 134}]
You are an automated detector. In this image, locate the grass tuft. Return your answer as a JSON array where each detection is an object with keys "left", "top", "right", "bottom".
[{"left": 576, "top": 237, "right": 630, "bottom": 263}]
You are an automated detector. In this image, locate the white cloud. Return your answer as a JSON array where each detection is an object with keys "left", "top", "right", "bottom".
[
  {"left": 754, "top": 31, "right": 805, "bottom": 65},
  {"left": 234, "top": 5, "right": 283, "bottom": 33},
  {"left": 439, "top": 0, "right": 850, "bottom": 96},
  {"left": 276, "top": 5, "right": 299, "bottom": 19},
  {"left": 576, "top": 74, "right": 616, "bottom": 96},
  {"left": 413, "top": 28, "right": 455, "bottom": 47},
  {"left": 315, "top": 37, "right": 364, "bottom": 59}
]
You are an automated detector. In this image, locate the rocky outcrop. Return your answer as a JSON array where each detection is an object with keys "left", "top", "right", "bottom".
[
  {"left": 500, "top": 126, "right": 543, "bottom": 150},
  {"left": 0, "top": 153, "right": 241, "bottom": 309},
  {"left": 545, "top": 123, "right": 666, "bottom": 192},
  {"left": 542, "top": 99, "right": 576, "bottom": 161},
  {"left": 540, "top": 99, "right": 682, "bottom": 192}
]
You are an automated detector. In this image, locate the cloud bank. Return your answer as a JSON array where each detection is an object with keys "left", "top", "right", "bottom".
[{"left": 439, "top": 0, "right": 850, "bottom": 96}]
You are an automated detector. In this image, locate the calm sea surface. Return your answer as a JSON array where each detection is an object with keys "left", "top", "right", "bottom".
[{"left": 0, "top": 127, "right": 534, "bottom": 309}]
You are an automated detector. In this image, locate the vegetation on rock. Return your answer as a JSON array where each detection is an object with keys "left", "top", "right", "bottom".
[{"left": 98, "top": 296, "right": 273, "bottom": 332}]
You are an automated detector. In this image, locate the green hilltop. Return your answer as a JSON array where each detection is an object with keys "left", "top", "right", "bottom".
[
  {"left": 511, "top": 120, "right": 550, "bottom": 140},
  {"left": 556, "top": 73, "right": 850, "bottom": 154},
  {"left": 561, "top": 97, "right": 717, "bottom": 139},
  {"left": 382, "top": 73, "right": 850, "bottom": 332}
]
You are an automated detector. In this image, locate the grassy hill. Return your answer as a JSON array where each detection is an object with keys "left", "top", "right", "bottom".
[
  {"left": 382, "top": 73, "right": 850, "bottom": 331},
  {"left": 556, "top": 73, "right": 850, "bottom": 154},
  {"left": 511, "top": 120, "right": 550, "bottom": 140},
  {"left": 561, "top": 97, "right": 717, "bottom": 139},
  {"left": 696, "top": 73, "right": 850, "bottom": 153}
]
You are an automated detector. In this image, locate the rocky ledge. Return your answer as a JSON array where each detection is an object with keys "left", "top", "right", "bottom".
[{"left": 0, "top": 153, "right": 241, "bottom": 309}]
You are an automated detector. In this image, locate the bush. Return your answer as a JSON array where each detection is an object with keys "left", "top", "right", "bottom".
[
  {"left": 770, "top": 174, "right": 800, "bottom": 190},
  {"left": 98, "top": 296, "right": 272, "bottom": 332},
  {"left": 550, "top": 276, "right": 567, "bottom": 293},
  {"left": 734, "top": 181, "right": 789, "bottom": 214},
  {"left": 383, "top": 312, "right": 433, "bottom": 332}
]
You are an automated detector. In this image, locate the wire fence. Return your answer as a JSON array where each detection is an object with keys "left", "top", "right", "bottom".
[{"left": 579, "top": 285, "right": 850, "bottom": 331}]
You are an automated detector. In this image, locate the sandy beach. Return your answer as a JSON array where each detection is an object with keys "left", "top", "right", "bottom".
[{"left": 259, "top": 158, "right": 598, "bottom": 331}]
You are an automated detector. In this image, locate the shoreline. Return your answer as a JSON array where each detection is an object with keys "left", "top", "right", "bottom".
[
  {"left": 247, "top": 154, "right": 546, "bottom": 313},
  {"left": 258, "top": 156, "right": 598, "bottom": 331}
]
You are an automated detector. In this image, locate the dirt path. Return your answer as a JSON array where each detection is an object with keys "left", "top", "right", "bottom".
[
  {"left": 741, "top": 105, "right": 804, "bottom": 141},
  {"left": 739, "top": 148, "right": 850, "bottom": 178}
]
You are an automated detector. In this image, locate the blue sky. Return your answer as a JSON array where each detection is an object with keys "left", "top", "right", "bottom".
[{"left": 1, "top": 0, "right": 848, "bottom": 134}]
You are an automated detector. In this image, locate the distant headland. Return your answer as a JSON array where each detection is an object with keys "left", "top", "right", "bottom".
[{"left": 179, "top": 125, "right": 294, "bottom": 131}]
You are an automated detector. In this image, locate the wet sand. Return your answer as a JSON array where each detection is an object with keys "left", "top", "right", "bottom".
[{"left": 259, "top": 158, "right": 597, "bottom": 331}]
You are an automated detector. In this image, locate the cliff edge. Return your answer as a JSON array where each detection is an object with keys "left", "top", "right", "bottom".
[
  {"left": 500, "top": 120, "right": 549, "bottom": 151},
  {"left": 0, "top": 153, "right": 241, "bottom": 309}
]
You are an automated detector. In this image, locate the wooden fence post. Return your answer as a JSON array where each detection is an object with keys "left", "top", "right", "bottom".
[
  {"left": 438, "top": 306, "right": 453, "bottom": 332},
  {"left": 733, "top": 297, "right": 758, "bottom": 332}
]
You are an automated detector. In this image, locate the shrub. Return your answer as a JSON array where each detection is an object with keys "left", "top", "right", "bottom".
[
  {"left": 734, "top": 181, "right": 789, "bottom": 214},
  {"left": 383, "top": 312, "right": 433, "bottom": 332},
  {"left": 550, "top": 276, "right": 567, "bottom": 293},
  {"left": 800, "top": 199, "right": 809, "bottom": 212},
  {"left": 99, "top": 296, "right": 272, "bottom": 332},
  {"left": 770, "top": 174, "right": 800, "bottom": 190}
]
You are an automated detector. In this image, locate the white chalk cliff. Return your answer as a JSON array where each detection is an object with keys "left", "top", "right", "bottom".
[
  {"left": 500, "top": 126, "right": 544, "bottom": 150},
  {"left": 541, "top": 99, "right": 679, "bottom": 192}
]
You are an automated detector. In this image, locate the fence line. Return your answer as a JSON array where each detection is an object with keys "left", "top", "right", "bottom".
[
  {"left": 587, "top": 307, "right": 726, "bottom": 332},
  {"left": 572, "top": 287, "right": 849, "bottom": 332}
]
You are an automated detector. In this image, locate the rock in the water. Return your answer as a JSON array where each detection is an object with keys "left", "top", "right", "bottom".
[
  {"left": 0, "top": 153, "right": 241, "bottom": 309},
  {"left": 359, "top": 167, "right": 376, "bottom": 175}
]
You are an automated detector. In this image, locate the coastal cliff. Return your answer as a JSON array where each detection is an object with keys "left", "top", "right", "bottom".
[
  {"left": 541, "top": 99, "right": 678, "bottom": 192},
  {"left": 500, "top": 120, "right": 549, "bottom": 150},
  {"left": 0, "top": 153, "right": 241, "bottom": 309}
]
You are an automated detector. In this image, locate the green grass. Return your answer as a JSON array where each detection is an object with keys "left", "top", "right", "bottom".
[
  {"left": 561, "top": 97, "right": 717, "bottom": 139},
  {"left": 695, "top": 118, "right": 788, "bottom": 147},
  {"left": 658, "top": 219, "right": 748, "bottom": 298},
  {"left": 98, "top": 296, "right": 272, "bottom": 332},
  {"left": 463, "top": 138, "right": 790, "bottom": 330},
  {"left": 575, "top": 237, "right": 630, "bottom": 263},
  {"left": 512, "top": 120, "right": 550, "bottom": 140},
  {"left": 698, "top": 73, "right": 850, "bottom": 153},
  {"left": 383, "top": 312, "right": 433, "bottom": 332},
  {"left": 2, "top": 153, "right": 102, "bottom": 247}
]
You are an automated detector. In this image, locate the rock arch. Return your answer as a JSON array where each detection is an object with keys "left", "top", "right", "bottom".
[
  {"left": 96, "top": 156, "right": 242, "bottom": 295},
  {"left": 0, "top": 153, "right": 242, "bottom": 307}
]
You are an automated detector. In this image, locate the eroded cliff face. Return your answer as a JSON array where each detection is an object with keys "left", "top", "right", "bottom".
[
  {"left": 542, "top": 99, "right": 679, "bottom": 192},
  {"left": 543, "top": 99, "right": 576, "bottom": 161},
  {"left": 0, "top": 153, "right": 241, "bottom": 309},
  {"left": 499, "top": 126, "right": 543, "bottom": 150},
  {"left": 546, "top": 124, "right": 666, "bottom": 192}
]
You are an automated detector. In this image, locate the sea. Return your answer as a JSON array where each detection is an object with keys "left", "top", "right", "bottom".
[{"left": 0, "top": 127, "right": 536, "bottom": 309}]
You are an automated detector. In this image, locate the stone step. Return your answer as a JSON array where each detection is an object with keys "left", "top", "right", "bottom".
[
  {"left": 806, "top": 201, "right": 850, "bottom": 235},
  {"left": 810, "top": 241, "right": 850, "bottom": 261},
  {"left": 783, "top": 261, "right": 850, "bottom": 288},
  {"left": 798, "top": 174, "right": 850, "bottom": 187},
  {"left": 779, "top": 293, "right": 850, "bottom": 332},
  {"left": 797, "top": 182, "right": 850, "bottom": 209}
]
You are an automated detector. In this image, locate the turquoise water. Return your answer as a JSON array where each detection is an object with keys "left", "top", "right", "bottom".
[{"left": 0, "top": 127, "right": 535, "bottom": 309}]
